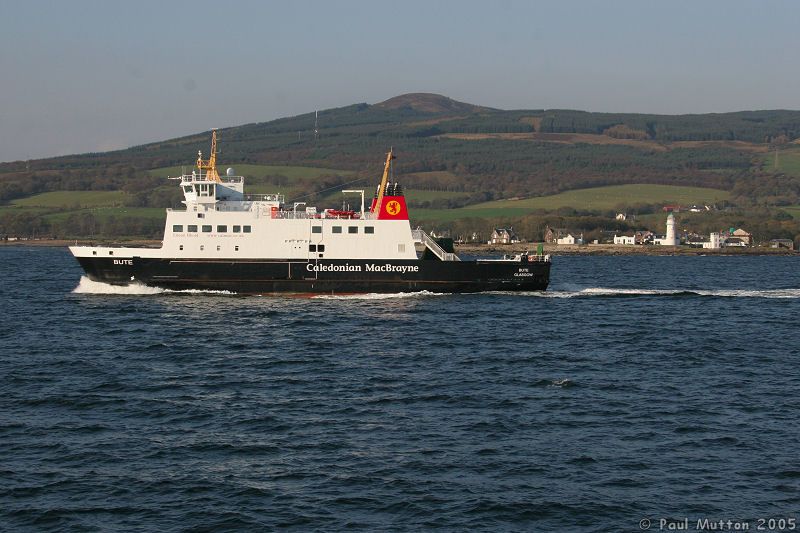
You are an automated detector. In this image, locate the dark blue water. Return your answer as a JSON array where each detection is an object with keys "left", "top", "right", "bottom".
[{"left": 2, "top": 246, "right": 799, "bottom": 532}]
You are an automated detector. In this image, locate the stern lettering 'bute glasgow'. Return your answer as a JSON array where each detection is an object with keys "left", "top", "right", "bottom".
[{"left": 70, "top": 132, "right": 551, "bottom": 294}]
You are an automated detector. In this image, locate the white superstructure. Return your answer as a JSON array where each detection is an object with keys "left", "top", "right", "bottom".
[{"left": 70, "top": 134, "right": 419, "bottom": 262}]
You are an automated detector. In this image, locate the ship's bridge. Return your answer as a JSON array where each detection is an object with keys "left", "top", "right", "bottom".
[{"left": 178, "top": 171, "right": 247, "bottom": 204}]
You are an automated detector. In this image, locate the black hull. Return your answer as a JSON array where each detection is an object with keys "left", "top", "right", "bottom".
[{"left": 74, "top": 257, "right": 550, "bottom": 294}]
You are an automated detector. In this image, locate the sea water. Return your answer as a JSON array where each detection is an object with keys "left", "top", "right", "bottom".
[{"left": 1, "top": 246, "right": 799, "bottom": 531}]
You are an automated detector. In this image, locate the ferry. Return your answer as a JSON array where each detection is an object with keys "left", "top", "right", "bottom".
[{"left": 69, "top": 132, "right": 551, "bottom": 294}]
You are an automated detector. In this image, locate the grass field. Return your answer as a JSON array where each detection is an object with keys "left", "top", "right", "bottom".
[
  {"left": 404, "top": 189, "right": 470, "bottom": 202},
  {"left": 11, "top": 191, "right": 127, "bottom": 208},
  {"left": 762, "top": 148, "right": 800, "bottom": 176},
  {"left": 410, "top": 184, "right": 730, "bottom": 222},
  {"left": 148, "top": 164, "right": 352, "bottom": 181},
  {"left": 784, "top": 206, "right": 800, "bottom": 219},
  {"left": 470, "top": 184, "right": 729, "bottom": 211}
]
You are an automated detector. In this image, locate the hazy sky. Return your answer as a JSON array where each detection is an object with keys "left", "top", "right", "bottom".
[{"left": 1, "top": 0, "right": 799, "bottom": 162}]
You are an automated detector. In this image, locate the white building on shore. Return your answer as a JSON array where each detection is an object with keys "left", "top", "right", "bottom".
[{"left": 654, "top": 213, "right": 679, "bottom": 246}]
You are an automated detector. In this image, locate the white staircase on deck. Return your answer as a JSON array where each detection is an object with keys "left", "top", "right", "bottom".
[{"left": 411, "top": 229, "right": 460, "bottom": 261}]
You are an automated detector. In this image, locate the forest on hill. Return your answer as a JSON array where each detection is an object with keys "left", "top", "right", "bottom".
[{"left": 1, "top": 93, "right": 800, "bottom": 242}]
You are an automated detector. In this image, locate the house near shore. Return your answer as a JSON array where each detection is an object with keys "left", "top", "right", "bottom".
[
  {"left": 489, "top": 228, "right": 519, "bottom": 245},
  {"left": 557, "top": 233, "right": 584, "bottom": 245},
  {"left": 544, "top": 226, "right": 569, "bottom": 244},
  {"left": 729, "top": 228, "right": 752, "bottom": 246},
  {"left": 724, "top": 237, "right": 747, "bottom": 247},
  {"left": 770, "top": 239, "right": 795, "bottom": 250},
  {"left": 613, "top": 234, "right": 636, "bottom": 245},
  {"left": 703, "top": 232, "right": 722, "bottom": 249}
]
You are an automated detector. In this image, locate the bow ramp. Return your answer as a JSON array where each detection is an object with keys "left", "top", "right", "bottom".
[{"left": 412, "top": 229, "right": 461, "bottom": 261}]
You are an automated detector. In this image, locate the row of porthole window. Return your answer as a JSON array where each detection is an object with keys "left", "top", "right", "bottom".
[
  {"left": 312, "top": 226, "right": 374, "bottom": 234},
  {"left": 173, "top": 224, "right": 251, "bottom": 233},
  {"left": 178, "top": 245, "right": 241, "bottom": 252}
]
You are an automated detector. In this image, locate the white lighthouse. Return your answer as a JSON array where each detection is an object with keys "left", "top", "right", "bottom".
[{"left": 656, "top": 212, "right": 679, "bottom": 246}]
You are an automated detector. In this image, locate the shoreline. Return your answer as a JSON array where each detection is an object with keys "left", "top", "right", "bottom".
[{"left": 3, "top": 239, "right": 797, "bottom": 256}]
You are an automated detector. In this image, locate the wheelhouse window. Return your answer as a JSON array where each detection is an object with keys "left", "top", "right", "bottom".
[
  {"left": 217, "top": 225, "right": 227, "bottom": 232},
  {"left": 243, "top": 226, "right": 252, "bottom": 233},
  {"left": 202, "top": 225, "right": 212, "bottom": 232},
  {"left": 172, "top": 224, "right": 183, "bottom": 232},
  {"left": 188, "top": 225, "right": 198, "bottom": 232},
  {"left": 365, "top": 226, "right": 374, "bottom": 234},
  {"left": 332, "top": 226, "right": 342, "bottom": 234},
  {"left": 233, "top": 225, "right": 241, "bottom": 233},
  {"left": 348, "top": 226, "right": 358, "bottom": 234},
  {"left": 312, "top": 226, "right": 322, "bottom": 234},
  {"left": 183, "top": 185, "right": 193, "bottom": 193}
]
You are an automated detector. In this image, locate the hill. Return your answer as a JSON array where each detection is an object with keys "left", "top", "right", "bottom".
[
  {"left": 2, "top": 93, "right": 800, "bottom": 241},
  {"left": 374, "top": 93, "right": 491, "bottom": 114}
]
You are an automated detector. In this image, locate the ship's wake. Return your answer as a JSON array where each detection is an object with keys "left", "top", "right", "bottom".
[
  {"left": 509, "top": 287, "right": 800, "bottom": 299},
  {"left": 72, "top": 277, "right": 235, "bottom": 295}
]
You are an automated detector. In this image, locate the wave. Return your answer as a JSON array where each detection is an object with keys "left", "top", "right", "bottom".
[
  {"left": 510, "top": 287, "right": 800, "bottom": 299},
  {"left": 72, "top": 276, "right": 235, "bottom": 295}
]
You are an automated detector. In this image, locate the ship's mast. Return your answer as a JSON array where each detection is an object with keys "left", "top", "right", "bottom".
[
  {"left": 373, "top": 148, "right": 395, "bottom": 212},
  {"left": 196, "top": 129, "right": 221, "bottom": 182}
]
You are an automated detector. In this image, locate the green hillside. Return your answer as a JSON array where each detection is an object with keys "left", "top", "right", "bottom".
[
  {"left": 471, "top": 185, "right": 729, "bottom": 211},
  {"left": 1, "top": 93, "right": 800, "bottom": 241}
]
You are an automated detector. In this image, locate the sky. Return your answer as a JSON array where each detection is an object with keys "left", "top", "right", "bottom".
[{"left": 1, "top": 0, "right": 799, "bottom": 162}]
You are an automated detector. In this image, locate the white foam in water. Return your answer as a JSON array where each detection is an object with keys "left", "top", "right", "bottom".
[
  {"left": 72, "top": 276, "right": 235, "bottom": 296},
  {"left": 693, "top": 288, "right": 800, "bottom": 299},
  {"left": 73, "top": 276, "right": 165, "bottom": 295},
  {"left": 509, "top": 287, "right": 800, "bottom": 299}
]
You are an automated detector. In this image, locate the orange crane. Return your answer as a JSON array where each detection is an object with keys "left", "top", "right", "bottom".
[{"left": 196, "top": 130, "right": 221, "bottom": 182}]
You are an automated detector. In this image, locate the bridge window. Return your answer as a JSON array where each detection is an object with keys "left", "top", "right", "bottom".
[
  {"left": 233, "top": 225, "right": 241, "bottom": 233},
  {"left": 188, "top": 225, "right": 198, "bottom": 232},
  {"left": 243, "top": 225, "right": 252, "bottom": 233},
  {"left": 365, "top": 226, "right": 374, "bottom": 234},
  {"left": 348, "top": 226, "right": 358, "bottom": 234},
  {"left": 172, "top": 224, "right": 183, "bottom": 232},
  {"left": 197, "top": 213, "right": 204, "bottom": 218},
  {"left": 217, "top": 225, "right": 227, "bottom": 232},
  {"left": 202, "top": 225, "right": 212, "bottom": 232},
  {"left": 183, "top": 186, "right": 193, "bottom": 193},
  {"left": 332, "top": 226, "right": 342, "bottom": 234},
  {"left": 312, "top": 226, "right": 322, "bottom": 234}
]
